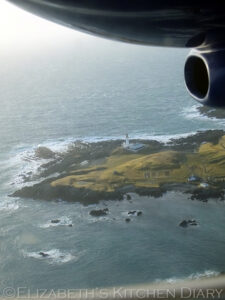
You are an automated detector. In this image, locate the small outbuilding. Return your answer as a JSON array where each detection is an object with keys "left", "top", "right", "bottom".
[{"left": 188, "top": 175, "right": 202, "bottom": 183}]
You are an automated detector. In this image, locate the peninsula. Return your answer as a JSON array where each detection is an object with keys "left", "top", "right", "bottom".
[{"left": 11, "top": 130, "right": 225, "bottom": 204}]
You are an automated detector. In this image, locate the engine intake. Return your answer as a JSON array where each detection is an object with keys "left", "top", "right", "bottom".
[{"left": 184, "top": 49, "right": 225, "bottom": 107}]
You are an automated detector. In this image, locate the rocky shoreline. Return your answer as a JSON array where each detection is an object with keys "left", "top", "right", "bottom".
[
  {"left": 10, "top": 130, "right": 225, "bottom": 205},
  {"left": 197, "top": 106, "right": 225, "bottom": 119}
]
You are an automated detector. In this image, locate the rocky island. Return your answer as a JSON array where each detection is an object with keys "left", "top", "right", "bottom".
[{"left": 11, "top": 130, "right": 225, "bottom": 204}]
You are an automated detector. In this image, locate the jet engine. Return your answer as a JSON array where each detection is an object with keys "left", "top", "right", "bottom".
[{"left": 184, "top": 49, "right": 225, "bottom": 106}]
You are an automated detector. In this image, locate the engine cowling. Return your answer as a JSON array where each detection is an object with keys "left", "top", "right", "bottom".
[{"left": 184, "top": 49, "right": 225, "bottom": 106}]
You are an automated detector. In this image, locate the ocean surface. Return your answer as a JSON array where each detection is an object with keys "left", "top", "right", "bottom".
[{"left": 0, "top": 37, "right": 225, "bottom": 293}]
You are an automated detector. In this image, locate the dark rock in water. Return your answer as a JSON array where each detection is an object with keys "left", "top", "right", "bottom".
[
  {"left": 125, "top": 218, "right": 131, "bottom": 223},
  {"left": 39, "top": 252, "right": 49, "bottom": 257},
  {"left": 179, "top": 219, "right": 198, "bottom": 228},
  {"left": 89, "top": 208, "right": 109, "bottom": 217},
  {"left": 68, "top": 224, "right": 73, "bottom": 227},
  {"left": 179, "top": 220, "right": 188, "bottom": 228},
  {"left": 51, "top": 219, "right": 60, "bottom": 224},
  {"left": 126, "top": 194, "right": 131, "bottom": 200},
  {"left": 35, "top": 147, "right": 55, "bottom": 159},
  {"left": 135, "top": 187, "right": 166, "bottom": 198},
  {"left": 188, "top": 219, "right": 198, "bottom": 226},
  {"left": 128, "top": 210, "right": 142, "bottom": 216},
  {"left": 189, "top": 188, "right": 224, "bottom": 201},
  {"left": 128, "top": 211, "right": 136, "bottom": 215}
]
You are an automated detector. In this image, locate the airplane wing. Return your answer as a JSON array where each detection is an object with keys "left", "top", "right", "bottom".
[{"left": 6, "top": 0, "right": 225, "bottom": 107}]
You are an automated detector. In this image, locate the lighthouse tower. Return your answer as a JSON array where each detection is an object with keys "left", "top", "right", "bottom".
[
  {"left": 125, "top": 134, "right": 129, "bottom": 147},
  {"left": 123, "top": 133, "right": 129, "bottom": 148},
  {"left": 122, "top": 133, "right": 144, "bottom": 151}
]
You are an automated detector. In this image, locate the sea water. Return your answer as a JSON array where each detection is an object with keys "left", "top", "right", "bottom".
[{"left": 0, "top": 37, "right": 225, "bottom": 292}]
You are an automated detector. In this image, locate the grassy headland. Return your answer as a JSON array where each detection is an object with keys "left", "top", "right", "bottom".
[{"left": 11, "top": 130, "right": 225, "bottom": 204}]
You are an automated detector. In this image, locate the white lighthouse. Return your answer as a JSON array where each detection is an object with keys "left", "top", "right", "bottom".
[
  {"left": 122, "top": 133, "right": 145, "bottom": 152},
  {"left": 124, "top": 133, "right": 129, "bottom": 147}
]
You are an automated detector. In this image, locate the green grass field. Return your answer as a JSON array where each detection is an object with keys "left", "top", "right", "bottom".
[{"left": 51, "top": 136, "right": 225, "bottom": 192}]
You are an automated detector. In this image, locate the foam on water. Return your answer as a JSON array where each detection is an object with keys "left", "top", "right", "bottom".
[
  {"left": 182, "top": 104, "right": 225, "bottom": 126},
  {"left": 8, "top": 151, "right": 52, "bottom": 188},
  {"left": 155, "top": 270, "right": 220, "bottom": 284},
  {"left": 0, "top": 198, "right": 20, "bottom": 212},
  {"left": 87, "top": 215, "right": 110, "bottom": 224},
  {"left": 188, "top": 270, "right": 220, "bottom": 280},
  {"left": 122, "top": 211, "right": 142, "bottom": 217},
  {"left": 23, "top": 249, "right": 78, "bottom": 264},
  {"left": 7, "top": 140, "right": 71, "bottom": 189},
  {"left": 40, "top": 216, "right": 73, "bottom": 228},
  {"left": 73, "top": 132, "right": 199, "bottom": 144}
]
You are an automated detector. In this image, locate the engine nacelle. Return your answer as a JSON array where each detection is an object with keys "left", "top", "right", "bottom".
[{"left": 184, "top": 49, "right": 225, "bottom": 107}]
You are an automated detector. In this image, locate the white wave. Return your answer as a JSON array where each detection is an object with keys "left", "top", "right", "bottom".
[
  {"left": 28, "top": 132, "right": 199, "bottom": 146},
  {"left": 182, "top": 104, "right": 225, "bottom": 126},
  {"left": 154, "top": 277, "right": 182, "bottom": 284},
  {"left": 23, "top": 249, "right": 78, "bottom": 264},
  {"left": 36, "top": 138, "right": 76, "bottom": 153},
  {"left": 77, "top": 132, "right": 199, "bottom": 144},
  {"left": 188, "top": 270, "right": 220, "bottom": 280},
  {"left": 87, "top": 215, "right": 109, "bottom": 224},
  {"left": 8, "top": 151, "right": 52, "bottom": 188},
  {"left": 8, "top": 139, "right": 71, "bottom": 188},
  {"left": 131, "top": 132, "right": 198, "bottom": 143},
  {"left": 155, "top": 270, "right": 220, "bottom": 284},
  {"left": 0, "top": 198, "right": 19, "bottom": 212},
  {"left": 182, "top": 104, "right": 203, "bottom": 120},
  {"left": 40, "top": 216, "right": 73, "bottom": 228}
]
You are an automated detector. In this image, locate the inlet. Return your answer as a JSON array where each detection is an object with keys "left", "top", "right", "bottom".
[{"left": 184, "top": 55, "right": 209, "bottom": 99}]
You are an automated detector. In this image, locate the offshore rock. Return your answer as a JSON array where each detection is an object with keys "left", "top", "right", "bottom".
[{"left": 89, "top": 208, "right": 109, "bottom": 217}]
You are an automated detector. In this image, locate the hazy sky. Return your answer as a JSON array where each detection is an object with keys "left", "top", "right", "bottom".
[
  {"left": 0, "top": 0, "right": 88, "bottom": 52},
  {"left": 0, "top": 1, "right": 188, "bottom": 59}
]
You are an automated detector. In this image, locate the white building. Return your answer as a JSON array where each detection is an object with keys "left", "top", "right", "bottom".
[
  {"left": 123, "top": 133, "right": 130, "bottom": 148},
  {"left": 122, "top": 134, "right": 144, "bottom": 152}
]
